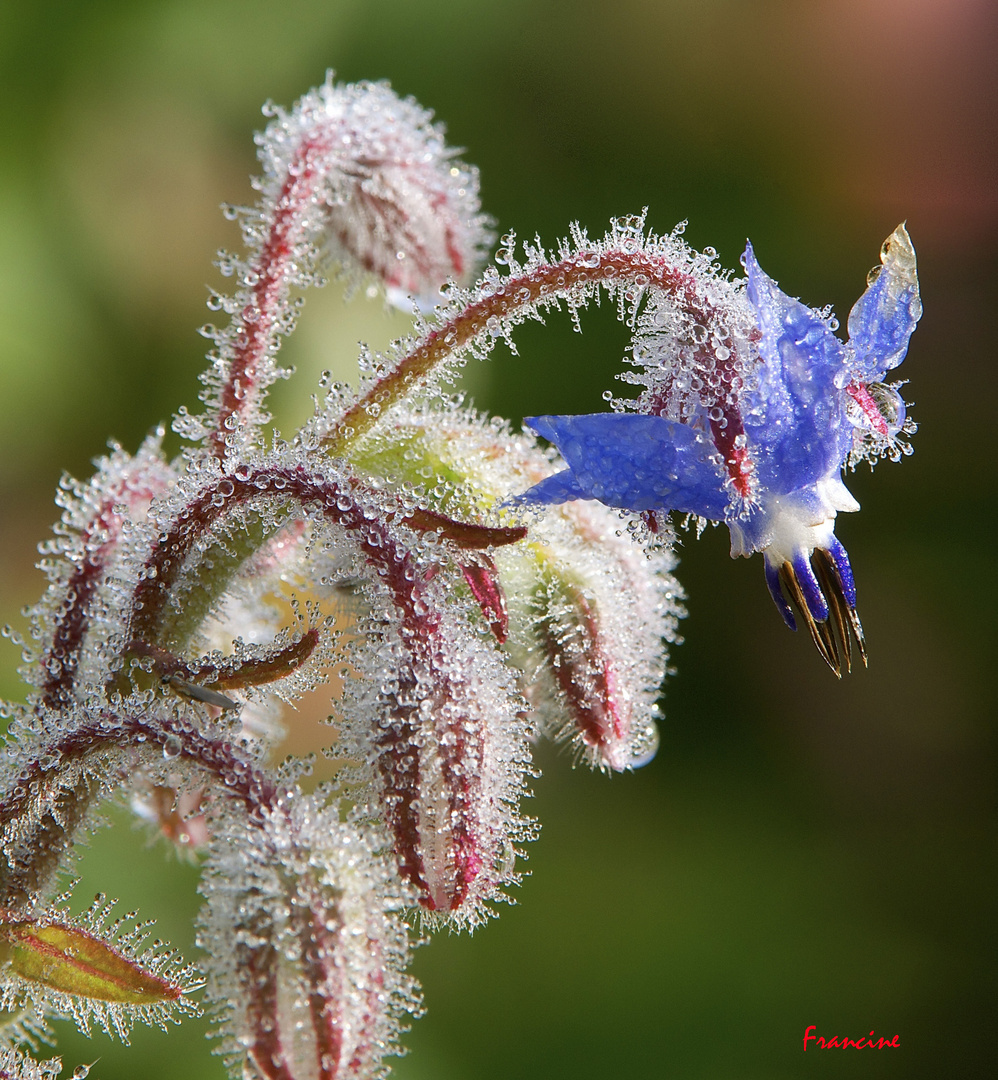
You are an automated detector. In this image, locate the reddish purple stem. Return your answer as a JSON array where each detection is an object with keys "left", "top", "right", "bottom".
[
  {"left": 327, "top": 248, "right": 755, "bottom": 500},
  {"left": 42, "top": 477, "right": 166, "bottom": 711},
  {"left": 209, "top": 133, "right": 333, "bottom": 461}
]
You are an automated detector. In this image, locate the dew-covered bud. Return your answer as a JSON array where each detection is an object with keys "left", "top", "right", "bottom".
[
  {"left": 260, "top": 76, "right": 491, "bottom": 306},
  {"left": 29, "top": 432, "right": 174, "bottom": 710},
  {"left": 198, "top": 797, "right": 418, "bottom": 1080},
  {"left": 521, "top": 515, "right": 671, "bottom": 771},
  {"left": 200, "top": 75, "right": 492, "bottom": 459},
  {"left": 345, "top": 404, "right": 680, "bottom": 774},
  {"left": 364, "top": 600, "right": 533, "bottom": 925}
]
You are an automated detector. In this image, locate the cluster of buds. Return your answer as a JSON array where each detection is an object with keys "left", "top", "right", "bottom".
[{"left": 0, "top": 73, "right": 919, "bottom": 1079}]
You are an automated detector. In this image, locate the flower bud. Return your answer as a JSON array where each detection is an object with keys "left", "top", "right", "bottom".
[
  {"left": 199, "top": 798, "right": 419, "bottom": 1080},
  {"left": 346, "top": 404, "right": 680, "bottom": 772},
  {"left": 367, "top": 601, "right": 533, "bottom": 923},
  {"left": 258, "top": 76, "right": 492, "bottom": 307}
]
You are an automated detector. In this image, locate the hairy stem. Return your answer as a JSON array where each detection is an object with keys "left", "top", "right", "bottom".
[
  {"left": 0, "top": 710, "right": 274, "bottom": 912},
  {"left": 325, "top": 247, "right": 747, "bottom": 461},
  {"left": 209, "top": 134, "right": 334, "bottom": 461},
  {"left": 41, "top": 471, "right": 168, "bottom": 711},
  {"left": 112, "top": 469, "right": 522, "bottom": 695}
]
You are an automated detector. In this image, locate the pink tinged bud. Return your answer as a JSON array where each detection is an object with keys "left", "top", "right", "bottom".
[
  {"left": 205, "top": 77, "right": 491, "bottom": 459},
  {"left": 296, "top": 78, "right": 491, "bottom": 304},
  {"left": 531, "top": 564, "right": 660, "bottom": 772},
  {"left": 34, "top": 435, "right": 173, "bottom": 710},
  {"left": 349, "top": 556, "right": 531, "bottom": 925},
  {"left": 520, "top": 500, "right": 679, "bottom": 772},
  {"left": 535, "top": 571, "right": 632, "bottom": 769},
  {"left": 372, "top": 619, "right": 533, "bottom": 925},
  {"left": 200, "top": 801, "right": 418, "bottom": 1080}
]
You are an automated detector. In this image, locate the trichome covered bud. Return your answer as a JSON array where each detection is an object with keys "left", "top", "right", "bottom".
[
  {"left": 0, "top": 68, "right": 919, "bottom": 1080},
  {"left": 199, "top": 796, "right": 418, "bottom": 1080}
]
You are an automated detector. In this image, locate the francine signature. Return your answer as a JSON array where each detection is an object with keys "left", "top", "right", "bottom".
[{"left": 804, "top": 1025, "right": 900, "bottom": 1050}]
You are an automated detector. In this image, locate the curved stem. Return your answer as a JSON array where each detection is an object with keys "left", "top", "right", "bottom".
[
  {"left": 41, "top": 471, "right": 169, "bottom": 712},
  {"left": 124, "top": 467, "right": 524, "bottom": 661},
  {"left": 0, "top": 710, "right": 274, "bottom": 912},
  {"left": 208, "top": 133, "right": 333, "bottom": 461},
  {"left": 325, "top": 247, "right": 742, "bottom": 455}
]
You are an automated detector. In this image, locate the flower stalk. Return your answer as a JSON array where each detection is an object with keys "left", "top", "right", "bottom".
[{"left": 0, "top": 71, "right": 918, "bottom": 1079}]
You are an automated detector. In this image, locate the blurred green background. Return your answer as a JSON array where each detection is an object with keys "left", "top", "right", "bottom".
[{"left": 1, "top": 1, "right": 995, "bottom": 1077}]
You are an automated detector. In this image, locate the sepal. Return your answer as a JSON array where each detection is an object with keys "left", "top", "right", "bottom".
[{"left": 0, "top": 895, "right": 201, "bottom": 1043}]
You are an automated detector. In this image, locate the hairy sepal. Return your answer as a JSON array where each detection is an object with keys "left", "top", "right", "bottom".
[
  {"left": 198, "top": 795, "right": 418, "bottom": 1080},
  {"left": 26, "top": 432, "right": 174, "bottom": 712},
  {"left": 0, "top": 894, "right": 201, "bottom": 1044}
]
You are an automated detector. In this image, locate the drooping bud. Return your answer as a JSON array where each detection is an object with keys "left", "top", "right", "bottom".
[
  {"left": 196, "top": 74, "right": 492, "bottom": 459},
  {"left": 261, "top": 75, "right": 491, "bottom": 305},
  {"left": 198, "top": 796, "right": 419, "bottom": 1080},
  {"left": 346, "top": 403, "right": 680, "bottom": 773},
  {"left": 362, "top": 595, "right": 534, "bottom": 924},
  {"left": 513, "top": 499, "right": 677, "bottom": 771}
]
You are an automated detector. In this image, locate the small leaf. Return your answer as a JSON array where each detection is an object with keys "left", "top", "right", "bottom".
[
  {"left": 0, "top": 897, "right": 202, "bottom": 1042},
  {"left": 1, "top": 920, "right": 181, "bottom": 1004}
]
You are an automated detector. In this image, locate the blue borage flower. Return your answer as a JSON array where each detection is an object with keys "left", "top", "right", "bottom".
[{"left": 519, "top": 225, "right": 921, "bottom": 675}]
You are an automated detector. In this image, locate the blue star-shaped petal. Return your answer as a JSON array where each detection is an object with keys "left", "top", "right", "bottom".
[{"left": 518, "top": 226, "right": 921, "bottom": 674}]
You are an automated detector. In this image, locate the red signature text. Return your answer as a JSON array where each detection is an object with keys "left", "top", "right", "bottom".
[{"left": 803, "top": 1025, "right": 900, "bottom": 1050}]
